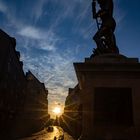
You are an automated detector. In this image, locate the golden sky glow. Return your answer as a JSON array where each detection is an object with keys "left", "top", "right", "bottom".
[{"left": 52, "top": 107, "right": 61, "bottom": 115}]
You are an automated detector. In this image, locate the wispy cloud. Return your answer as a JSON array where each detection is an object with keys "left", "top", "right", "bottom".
[
  {"left": 0, "top": 0, "right": 78, "bottom": 111},
  {"left": 0, "top": 1, "right": 7, "bottom": 13},
  {"left": 0, "top": 0, "right": 129, "bottom": 117},
  {"left": 20, "top": 44, "right": 77, "bottom": 115},
  {"left": 0, "top": 0, "right": 89, "bottom": 116},
  {"left": 18, "top": 26, "right": 43, "bottom": 39},
  {"left": 114, "top": 0, "right": 126, "bottom": 25},
  {"left": 31, "top": 0, "right": 47, "bottom": 22},
  {"left": 17, "top": 25, "right": 59, "bottom": 51}
]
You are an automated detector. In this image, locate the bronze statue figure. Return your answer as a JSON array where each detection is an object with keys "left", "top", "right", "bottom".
[{"left": 92, "top": 0, "right": 119, "bottom": 55}]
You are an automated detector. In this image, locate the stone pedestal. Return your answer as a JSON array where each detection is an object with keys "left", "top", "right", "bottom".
[{"left": 74, "top": 54, "right": 140, "bottom": 140}]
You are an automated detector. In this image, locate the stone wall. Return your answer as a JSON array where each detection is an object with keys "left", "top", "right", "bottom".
[{"left": 74, "top": 54, "right": 140, "bottom": 140}]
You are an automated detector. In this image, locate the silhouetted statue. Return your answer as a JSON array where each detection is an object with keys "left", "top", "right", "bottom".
[{"left": 92, "top": 0, "right": 119, "bottom": 55}]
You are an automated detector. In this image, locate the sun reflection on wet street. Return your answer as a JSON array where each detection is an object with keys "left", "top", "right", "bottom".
[{"left": 19, "top": 126, "right": 74, "bottom": 140}]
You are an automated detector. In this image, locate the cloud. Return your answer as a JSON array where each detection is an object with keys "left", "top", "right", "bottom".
[
  {"left": 13, "top": 0, "right": 90, "bottom": 115},
  {"left": 114, "top": 0, "right": 126, "bottom": 25},
  {"left": 0, "top": 0, "right": 58, "bottom": 54},
  {"left": 18, "top": 26, "right": 43, "bottom": 39},
  {"left": 31, "top": 0, "right": 47, "bottom": 22},
  {"left": 0, "top": 1, "right": 7, "bottom": 13},
  {"left": 17, "top": 25, "right": 59, "bottom": 51},
  {"left": 17, "top": 0, "right": 127, "bottom": 108},
  {"left": 0, "top": 0, "right": 100, "bottom": 117},
  {"left": 20, "top": 44, "right": 78, "bottom": 116}
]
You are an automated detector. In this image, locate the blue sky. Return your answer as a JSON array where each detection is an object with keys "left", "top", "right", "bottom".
[{"left": 0, "top": 0, "right": 140, "bottom": 116}]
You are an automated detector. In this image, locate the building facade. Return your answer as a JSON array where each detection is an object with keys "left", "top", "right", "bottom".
[
  {"left": 60, "top": 84, "right": 82, "bottom": 139},
  {"left": 0, "top": 29, "right": 27, "bottom": 138},
  {"left": 23, "top": 71, "right": 49, "bottom": 133},
  {"left": 0, "top": 29, "right": 49, "bottom": 139}
]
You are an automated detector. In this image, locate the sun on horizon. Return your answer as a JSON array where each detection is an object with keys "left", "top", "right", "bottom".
[{"left": 52, "top": 107, "right": 62, "bottom": 116}]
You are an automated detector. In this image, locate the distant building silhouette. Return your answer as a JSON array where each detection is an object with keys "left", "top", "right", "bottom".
[
  {"left": 23, "top": 71, "right": 49, "bottom": 133},
  {"left": 60, "top": 84, "right": 82, "bottom": 139}
]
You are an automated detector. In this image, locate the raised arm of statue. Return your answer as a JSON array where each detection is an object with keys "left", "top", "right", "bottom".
[
  {"left": 92, "top": 0, "right": 97, "bottom": 19},
  {"left": 97, "top": 0, "right": 113, "bottom": 17}
]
